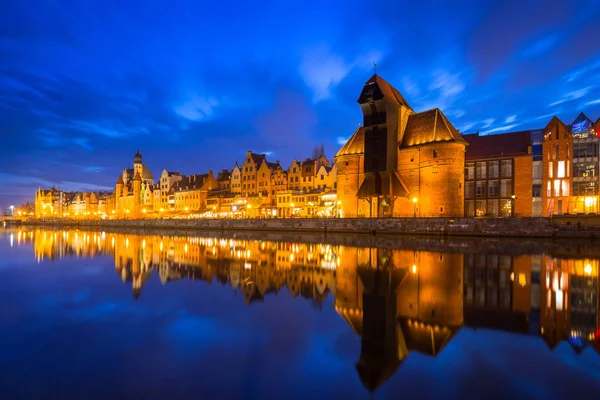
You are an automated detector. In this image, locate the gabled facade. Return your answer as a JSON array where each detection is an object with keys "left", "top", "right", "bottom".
[
  {"left": 231, "top": 163, "right": 241, "bottom": 194},
  {"left": 159, "top": 169, "right": 182, "bottom": 208},
  {"left": 240, "top": 151, "right": 266, "bottom": 196},
  {"left": 543, "top": 117, "right": 573, "bottom": 215},
  {"left": 173, "top": 171, "right": 217, "bottom": 212},
  {"left": 287, "top": 160, "right": 302, "bottom": 191}
]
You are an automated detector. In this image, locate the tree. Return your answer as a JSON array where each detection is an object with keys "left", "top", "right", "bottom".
[{"left": 312, "top": 144, "right": 325, "bottom": 160}]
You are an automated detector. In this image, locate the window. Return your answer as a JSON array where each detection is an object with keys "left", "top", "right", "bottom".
[
  {"left": 554, "top": 179, "right": 560, "bottom": 197},
  {"left": 532, "top": 162, "right": 542, "bottom": 180},
  {"left": 500, "top": 180, "right": 512, "bottom": 197},
  {"left": 476, "top": 162, "right": 487, "bottom": 179},
  {"left": 500, "top": 160, "right": 512, "bottom": 177},
  {"left": 532, "top": 184, "right": 542, "bottom": 198},
  {"left": 476, "top": 200, "right": 487, "bottom": 216},
  {"left": 547, "top": 181, "right": 551, "bottom": 197},
  {"left": 465, "top": 163, "right": 475, "bottom": 180},
  {"left": 561, "top": 180, "right": 569, "bottom": 196},
  {"left": 566, "top": 143, "right": 570, "bottom": 158},
  {"left": 476, "top": 181, "right": 486, "bottom": 198},
  {"left": 440, "top": 206, "right": 444, "bottom": 213},
  {"left": 432, "top": 166, "right": 439, "bottom": 173},
  {"left": 488, "top": 161, "right": 499, "bottom": 178},
  {"left": 554, "top": 143, "right": 559, "bottom": 159},
  {"left": 548, "top": 161, "right": 553, "bottom": 178},
  {"left": 500, "top": 199, "right": 512, "bottom": 217},
  {"left": 465, "top": 182, "right": 475, "bottom": 198},
  {"left": 488, "top": 181, "right": 499, "bottom": 198},
  {"left": 557, "top": 161, "right": 565, "bottom": 178},
  {"left": 433, "top": 150, "right": 438, "bottom": 158},
  {"left": 488, "top": 200, "right": 499, "bottom": 217},
  {"left": 465, "top": 200, "right": 475, "bottom": 217}
]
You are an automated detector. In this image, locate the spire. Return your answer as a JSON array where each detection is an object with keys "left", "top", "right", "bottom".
[{"left": 373, "top": 62, "right": 377, "bottom": 75}]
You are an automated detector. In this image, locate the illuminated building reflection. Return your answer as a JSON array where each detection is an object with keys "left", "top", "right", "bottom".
[{"left": 14, "top": 229, "right": 600, "bottom": 392}]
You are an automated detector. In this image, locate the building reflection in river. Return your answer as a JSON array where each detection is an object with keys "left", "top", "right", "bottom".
[{"left": 16, "top": 228, "right": 600, "bottom": 392}]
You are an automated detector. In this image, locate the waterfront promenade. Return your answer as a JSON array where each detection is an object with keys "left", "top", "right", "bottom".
[{"left": 17, "top": 215, "right": 600, "bottom": 240}]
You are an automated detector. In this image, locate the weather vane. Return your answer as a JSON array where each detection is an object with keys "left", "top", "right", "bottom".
[{"left": 373, "top": 62, "right": 377, "bottom": 74}]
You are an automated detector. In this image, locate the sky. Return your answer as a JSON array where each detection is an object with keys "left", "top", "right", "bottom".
[{"left": 1, "top": 0, "right": 600, "bottom": 207}]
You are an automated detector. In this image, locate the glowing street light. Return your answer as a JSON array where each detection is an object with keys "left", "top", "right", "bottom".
[
  {"left": 412, "top": 197, "right": 418, "bottom": 218},
  {"left": 585, "top": 263, "right": 592, "bottom": 276}
]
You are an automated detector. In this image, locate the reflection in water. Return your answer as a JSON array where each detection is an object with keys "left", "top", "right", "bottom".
[{"left": 14, "top": 229, "right": 600, "bottom": 392}]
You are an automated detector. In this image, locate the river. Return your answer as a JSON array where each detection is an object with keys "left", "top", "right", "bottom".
[{"left": 0, "top": 228, "right": 599, "bottom": 399}]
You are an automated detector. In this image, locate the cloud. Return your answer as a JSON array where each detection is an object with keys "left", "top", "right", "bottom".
[
  {"left": 565, "top": 58, "right": 600, "bottom": 82},
  {"left": 459, "top": 122, "right": 477, "bottom": 133},
  {"left": 84, "top": 166, "right": 104, "bottom": 173},
  {"left": 300, "top": 48, "right": 351, "bottom": 103},
  {"left": 336, "top": 136, "right": 349, "bottom": 146},
  {"left": 504, "top": 115, "right": 517, "bottom": 123},
  {"left": 429, "top": 70, "right": 465, "bottom": 98},
  {"left": 174, "top": 96, "right": 221, "bottom": 121},
  {"left": 584, "top": 98, "right": 600, "bottom": 106},
  {"left": 299, "top": 46, "right": 384, "bottom": 103},
  {"left": 73, "top": 137, "right": 93, "bottom": 151},
  {"left": 482, "top": 123, "right": 520, "bottom": 134},
  {"left": 482, "top": 119, "right": 495, "bottom": 129},
  {"left": 520, "top": 33, "right": 560, "bottom": 58},
  {"left": 549, "top": 87, "right": 592, "bottom": 107}
]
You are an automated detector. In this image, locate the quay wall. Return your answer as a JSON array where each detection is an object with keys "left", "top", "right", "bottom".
[{"left": 19, "top": 216, "right": 600, "bottom": 240}]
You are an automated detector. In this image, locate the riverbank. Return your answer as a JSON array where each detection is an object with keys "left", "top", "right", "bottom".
[{"left": 19, "top": 215, "right": 600, "bottom": 240}]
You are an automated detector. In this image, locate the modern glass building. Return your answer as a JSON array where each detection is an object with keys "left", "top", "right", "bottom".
[{"left": 570, "top": 112, "right": 599, "bottom": 213}]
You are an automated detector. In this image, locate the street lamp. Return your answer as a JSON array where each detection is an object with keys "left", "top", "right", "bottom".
[
  {"left": 511, "top": 195, "right": 516, "bottom": 217},
  {"left": 412, "top": 197, "right": 418, "bottom": 218}
]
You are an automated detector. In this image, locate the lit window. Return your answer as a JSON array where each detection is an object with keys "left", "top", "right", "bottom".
[
  {"left": 547, "top": 181, "right": 551, "bottom": 197},
  {"left": 554, "top": 179, "right": 561, "bottom": 197},
  {"left": 557, "top": 161, "right": 565, "bottom": 178},
  {"left": 561, "top": 181, "right": 569, "bottom": 196},
  {"left": 548, "top": 161, "right": 553, "bottom": 178}
]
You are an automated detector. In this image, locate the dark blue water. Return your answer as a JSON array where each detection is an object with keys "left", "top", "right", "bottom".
[{"left": 0, "top": 229, "right": 599, "bottom": 399}]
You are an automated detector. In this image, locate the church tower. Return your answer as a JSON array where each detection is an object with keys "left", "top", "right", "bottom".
[{"left": 134, "top": 149, "right": 143, "bottom": 179}]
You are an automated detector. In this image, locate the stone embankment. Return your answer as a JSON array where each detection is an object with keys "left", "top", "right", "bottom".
[{"left": 22, "top": 215, "right": 600, "bottom": 240}]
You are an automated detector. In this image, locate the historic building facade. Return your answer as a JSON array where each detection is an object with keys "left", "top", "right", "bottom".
[
  {"left": 115, "top": 150, "right": 154, "bottom": 218},
  {"left": 463, "top": 130, "right": 534, "bottom": 217},
  {"left": 336, "top": 74, "right": 467, "bottom": 218},
  {"left": 542, "top": 117, "right": 573, "bottom": 216}
]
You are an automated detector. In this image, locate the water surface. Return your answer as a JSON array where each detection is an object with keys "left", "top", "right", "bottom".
[{"left": 0, "top": 228, "right": 599, "bottom": 399}]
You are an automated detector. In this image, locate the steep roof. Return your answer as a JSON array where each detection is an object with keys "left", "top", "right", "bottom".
[
  {"left": 249, "top": 152, "right": 266, "bottom": 166},
  {"left": 358, "top": 74, "right": 412, "bottom": 109},
  {"left": 572, "top": 111, "right": 593, "bottom": 126},
  {"left": 116, "top": 175, "right": 124, "bottom": 185},
  {"left": 401, "top": 108, "right": 468, "bottom": 148},
  {"left": 335, "top": 127, "right": 365, "bottom": 158},
  {"left": 465, "top": 130, "right": 532, "bottom": 160},
  {"left": 173, "top": 174, "right": 209, "bottom": 192}
]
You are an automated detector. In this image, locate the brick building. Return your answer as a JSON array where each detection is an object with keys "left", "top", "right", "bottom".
[
  {"left": 336, "top": 74, "right": 467, "bottom": 218},
  {"left": 542, "top": 117, "right": 573, "bottom": 215},
  {"left": 463, "top": 130, "right": 534, "bottom": 217}
]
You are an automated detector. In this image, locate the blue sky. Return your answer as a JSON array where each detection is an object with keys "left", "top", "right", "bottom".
[{"left": 2, "top": 0, "right": 600, "bottom": 207}]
